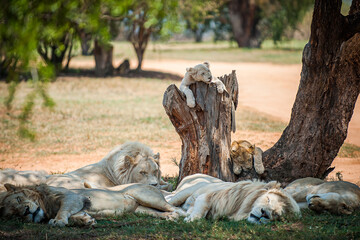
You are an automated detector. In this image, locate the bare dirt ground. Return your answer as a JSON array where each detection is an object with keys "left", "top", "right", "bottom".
[
  {"left": 2, "top": 59, "right": 359, "bottom": 184},
  {"left": 142, "top": 59, "right": 360, "bottom": 184}
]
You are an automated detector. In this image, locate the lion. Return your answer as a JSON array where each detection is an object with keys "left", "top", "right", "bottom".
[
  {"left": 285, "top": 177, "right": 360, "bottom": 215},
  {"left": 230, "top": 140, "right": 265, "bottom": 179},
  {"left": 45, "top": 142, "right": 172, "bottom": 191},
  {"left": 166, "top": 174, "right": 300, "bottom": 224},
  {"left": 0, "top": 183, "right": 185, "bottom": 227},
  {"left": 180, "top": 62, "right": 226, "bottom": 108},
  {"left": 0, "top": 169, "right": 48, "bottom": 191}
]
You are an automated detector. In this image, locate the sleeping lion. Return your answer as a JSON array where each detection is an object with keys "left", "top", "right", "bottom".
[
  {"left": 45, "top": 142, "right": 172, "bottom": 191},
  {"left": 0, "top": 183, "right": 185, "bottom": 227},
  {"left": 166, "top": 174, "right": 300, "bottom": 224},
  {"left": 285, "top": 177, "right": 360, "bottom": 215}
]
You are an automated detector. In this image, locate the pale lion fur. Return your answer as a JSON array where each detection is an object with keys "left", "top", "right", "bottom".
[
  {"left": 46, "top": 142, "right": 172, "bottom": 190},
  {"left": 285, "top": 177, "right": 360, "bottom": 215},
  {"left": 0, "top": 183, "right": 185, "bottom": 227},
  {"left": 179, "top": 62, "right": 226, "bottom": 108},
  {"left": 0, "top": 169, "right": 48, "bottom": 191},
  {"left": 167, "top": 174, "right": 300, "bottom": 223}
]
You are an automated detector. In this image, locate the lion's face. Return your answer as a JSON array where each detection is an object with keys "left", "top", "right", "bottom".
[
  {"left": 187, "top": 62, "right": 213, "bottom": 83},
  {"left": 127, "top": 153, "right": 161, "bottom": 186},
  {"left": 0, "top": 189, "right": 45, "bottom": 223},
  {"left": 248, "top": 190, "right": 300, "bottom": 224},
  {"left": 306, "top": 193, "right": 353, "bottom": 215},
  {"left": 230, "top": 141, "right": 255, "bottom": 175}
]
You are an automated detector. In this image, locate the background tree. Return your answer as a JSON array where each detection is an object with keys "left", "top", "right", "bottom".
[
  {"left": 125, "top": 0, "right": 178, "bottom": 71},
  {"left": 179, "top": 0, "right": 225, "bottom": 43},
  {"left": 263, "top": 0, "right": 360, "bottom": 184},
  {"left": 227, "top": 0, "right": 313, "bottom": 47}
]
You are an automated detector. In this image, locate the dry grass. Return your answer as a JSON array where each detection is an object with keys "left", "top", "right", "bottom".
[
  {"left": 0, "top": 76, "right": 291, "bottom": 172},
  {"left": 0, "top": 75, "right": 358, "bottom": 175}
]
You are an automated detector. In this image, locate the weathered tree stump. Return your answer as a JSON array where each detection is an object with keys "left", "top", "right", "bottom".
[{"left": 163, "top": 71, "right": 239, "bottom": 183}]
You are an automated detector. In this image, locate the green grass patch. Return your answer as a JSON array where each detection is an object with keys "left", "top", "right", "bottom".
[
  {"left": 338, "top": 143, "right": 360, "bottom": 158},
  {"left": 73, "top": 40, "right": 306, "bottom": 66},
  {"left": 0, "top": 209, "right": 359, "bottom": 239},
  {"left": 237, "top": 107, "right": 287, "bottom": 132}
]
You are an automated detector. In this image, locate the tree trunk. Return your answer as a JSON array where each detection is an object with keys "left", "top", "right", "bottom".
[
  {"left": 228, "top": 0, "right": 261, "bottom": 48},
  {"left": 94, "top": 40, "right": 114, "bottom": 77},
  {"left": 263, "top": 0, "right": 360, "bottom": 184},
  {"left": 163, "top": 71, "right": 239, "bottom": 183},
  {"left": 79, "top": 30, "right": 93, "bottom": 56}
]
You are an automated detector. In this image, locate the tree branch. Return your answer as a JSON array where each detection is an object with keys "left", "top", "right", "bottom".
[
  {"left": 350, "top": 0, "right": 360, "bottom": 15},
  {"left": 342, "top": 12, "right": 360, "bottom": 41}
]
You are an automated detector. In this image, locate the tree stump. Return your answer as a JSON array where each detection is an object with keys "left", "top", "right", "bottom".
[{"left": 163, "top": 71, "right": 239, "bottom": 183}]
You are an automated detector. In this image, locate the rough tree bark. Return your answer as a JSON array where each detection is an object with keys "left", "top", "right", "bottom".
[
  {"left": 79, "top": 29, "right": 93, "bottom": 56},
  {"left": 263, "top": 0, "right": 360, "bottom": 184},
  {"left": 228, "top": 0, "right": 261, "bottom": 48},
  {"left": 94, "top": 40, "right": 114, "bottom": 77},
  {"left": 163, "top": 71, "right": 239, "bottom": 183}
]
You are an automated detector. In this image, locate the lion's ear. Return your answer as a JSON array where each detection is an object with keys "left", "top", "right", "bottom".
[
  {"left": 4, "top": 183, "right": 17, "bottom": 192},
  {"left": 124, "top": 155, "right": 135, "bottom": 168},
  {"left": 186, "top": 67, "right": 196, "bottom": 74},
  {"left": 153, "top": 153, "right": 160, "bottom": 161},
  {"left": 203, "top": 61, "right": 210, "bottom": 69}
]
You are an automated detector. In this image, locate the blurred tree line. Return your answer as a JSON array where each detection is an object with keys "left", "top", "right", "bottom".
[{"left": 0, "top": 0, "right": 314, "bottom": 138}]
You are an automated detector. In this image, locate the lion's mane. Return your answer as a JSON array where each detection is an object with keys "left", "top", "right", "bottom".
[{"left": 101, "top": 142, "right": 160, "bottom": 185}]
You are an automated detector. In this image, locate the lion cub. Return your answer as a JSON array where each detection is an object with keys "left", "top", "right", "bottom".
[{"left": 180, "top": 62, "right": 226, "bottom": 108}]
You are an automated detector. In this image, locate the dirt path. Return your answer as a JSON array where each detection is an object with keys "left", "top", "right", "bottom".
[
  {"left": 143, "top": 59, "right": 360, "bottom": 147},
  {"left": 142, "top": 59, "right": 360, "bottom": 184}
]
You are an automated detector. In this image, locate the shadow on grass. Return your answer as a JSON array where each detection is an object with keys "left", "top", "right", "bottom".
[{"left": 59, "top": 68, "right": 182, "bottom": 81}]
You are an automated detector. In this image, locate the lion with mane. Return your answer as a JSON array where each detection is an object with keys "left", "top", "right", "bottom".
[
  {"left": 0, "top": 183, "right": 184, "bottom": 227},
  {"left": 166, "top": 174, "right": 300, "bottom": 224},
  {"left": 46, "top": 142, "right": 172, "bottom": 190}
]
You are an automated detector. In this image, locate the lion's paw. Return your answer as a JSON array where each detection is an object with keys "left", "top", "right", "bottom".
[
  {"left": 187, "top": 99, "right": 196, "bottom": 108},
  {"left": 217, "top": 85, "right": 224, "bottom": 93},
  {"left": 49, "top": 218, "right": 67, "bottom": 227}
]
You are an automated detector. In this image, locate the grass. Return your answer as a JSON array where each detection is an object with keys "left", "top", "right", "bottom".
[
  {"left": 72, "top": 40, "right": 306, "bottom": 66},
  {"left": 0, "top": 209, "right": 359, "bottom": 239},
  {"left": 0, "top": 74, "right": 358, "bottom": 166},
  {"left": 0, "top": 77, "right": 291, "bottom": 160}
]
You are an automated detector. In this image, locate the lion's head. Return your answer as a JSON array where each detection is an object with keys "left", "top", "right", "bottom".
[
  {"left": 102, "top": 142, "right": 162, "bottom": 187},
  {"left": 0, "top": 184, "right": 46, "bottom": 223},
  {"left": 246, "top": 182, "right": 301, "bottom": 224},
  {"left": 306, "top": 193, "right": 354, "bottom": 215},
  {"left": 228, "top": 181, "right": 300, "bottom": 224},
  {"left": 186, "top": 62, "right": 213, "bottom": 83},
  {"left": 230, "top": 140, "right": 264, "bottom": 176}
]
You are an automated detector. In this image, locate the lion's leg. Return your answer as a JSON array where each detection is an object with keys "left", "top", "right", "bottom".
[
  {"left": 135, "top": 206, "right": 185, "bottom": 221},
  {"left": 184, "top": 193, "right": 211, "bottom": 222},
  {"left": 180, "top": 85, "right": 196, "bottom": 108},
  {"left": 69, "top": 211, "right": 96, "bottom": 226},
  {"left": 211, "top": 78, "right": 226, "bottom": 93},
  {"left": 167, "top": 186, "right": 200, "bottom": 207},
  {"left": 124, "top": 185, "right": 178, "bottom": 212},
  {"left": 49, "top": 193, "right": 87, "bottom": 227}
]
